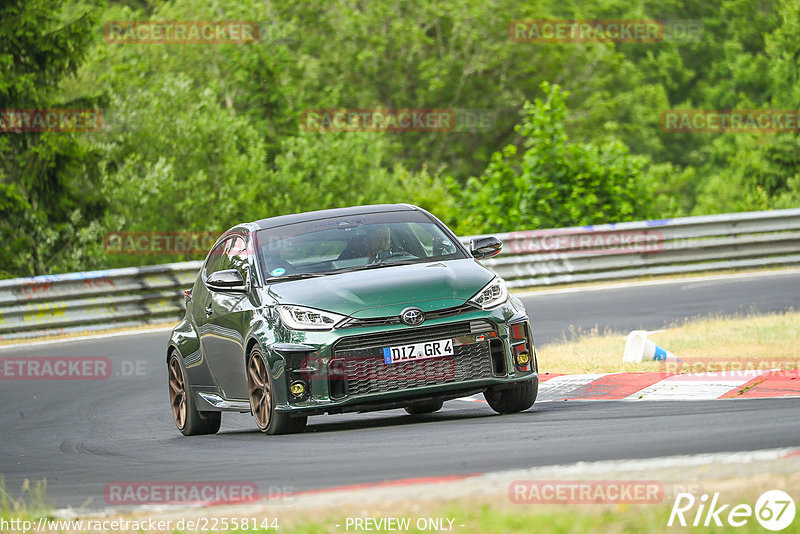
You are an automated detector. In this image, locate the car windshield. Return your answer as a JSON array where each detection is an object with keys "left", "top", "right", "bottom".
[{"left": 256, "top": 210, "right": 466, "bottom": 281}]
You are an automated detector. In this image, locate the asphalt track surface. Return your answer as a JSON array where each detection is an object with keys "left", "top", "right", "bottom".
[{"left": 1, "top": 271, "right": 799, "bottom": 509}]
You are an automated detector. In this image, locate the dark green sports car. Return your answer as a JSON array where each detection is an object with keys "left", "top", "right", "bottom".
[{"left": 167, "top": 204, "right": 538, "bottom": 435}]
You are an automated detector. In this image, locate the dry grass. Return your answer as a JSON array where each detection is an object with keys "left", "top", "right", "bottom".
[{"left": 538, "top": 311, "right": 800, "bottom": 374}]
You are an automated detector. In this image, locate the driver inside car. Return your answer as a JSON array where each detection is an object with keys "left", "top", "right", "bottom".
[
  {"left": 366, "top": 224, "right": 394, "bottom": 263},
  {"left": 368, "top": 224, "right": 417, "bottom": 263}
]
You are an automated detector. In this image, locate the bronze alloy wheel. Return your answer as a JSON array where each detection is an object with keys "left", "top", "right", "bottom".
[
  {"left": 247, "top": 350, "right": 272, "bottom": 430},
  {"left": 167, "top": 352, "right": 221, "bottom": 436},
  {"left": 169, "top": 357, "right": 187, "bottom": 429},
  {"left": 246, "top": 348, "right": 307, "bottom": 434}
]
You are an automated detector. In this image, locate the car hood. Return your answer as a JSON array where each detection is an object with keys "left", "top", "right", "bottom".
[{"left": 266, "top": 259, "right": 494, "bottom": 318}]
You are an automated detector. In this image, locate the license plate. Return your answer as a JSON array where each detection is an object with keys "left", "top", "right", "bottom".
[{"left": 383, "top": 338, "right": 454, "bottom": 364}]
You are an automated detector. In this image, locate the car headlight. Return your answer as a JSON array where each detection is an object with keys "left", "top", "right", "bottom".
[
  {"left": 469, "top": 277, "right": 508, "bottom": 309},
  {"left": 277, "top": 305, "right": 346, "bottom": 330}
]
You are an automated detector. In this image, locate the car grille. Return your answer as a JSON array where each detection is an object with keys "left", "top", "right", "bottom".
[
  {"left": 339, "top": 302, "right": 480, "bottom": 328},
  {"left": 331, "top": 320, "right": 495, "bottom": 397},
  {"left": 335, "top": 320, "right": 492, "bottom": 351}
]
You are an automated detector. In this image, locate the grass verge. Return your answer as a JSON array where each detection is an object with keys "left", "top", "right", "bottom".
[
  {"left": 4, "top": 477, "right": 799, "bottom": 534},
  {"left": 0, "top": 477, "right": 49, "bottom": 523},
  {"left": 284, "top": 501, "right": 800, "bottom": 534},
  {"left": 537, "top": 310, "right": 800, "bottom": 374}
]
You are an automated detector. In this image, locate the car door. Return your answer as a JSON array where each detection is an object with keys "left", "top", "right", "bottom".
[
  {"left": 199, "top": 235, "right": 251, "bottom": 401},
  {"left": 181, "top": 237, "right": 228, "bottom": 387}
]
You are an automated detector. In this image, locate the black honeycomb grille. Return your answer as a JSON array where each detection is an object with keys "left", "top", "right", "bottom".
[
  {"left": 334, "top": 320, "right": 489, "bottom": 352},
  {"left": 333, "top": 332, "right": 494, "bottom": 397}
]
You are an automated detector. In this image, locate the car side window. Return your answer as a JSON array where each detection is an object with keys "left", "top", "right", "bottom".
[
  {"left": 226, "top": 236, "right": 249, "bottom": 280},
  {"left": 204, "top": 238, "right": 232, "bottom": 278},
  {"left": 407, "top": 222, "right": 457, "bottom": 257}
]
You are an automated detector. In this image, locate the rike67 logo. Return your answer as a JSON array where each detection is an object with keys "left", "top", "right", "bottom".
[{"left": 669, "top": 490, "right": 795, "bottom": 531}]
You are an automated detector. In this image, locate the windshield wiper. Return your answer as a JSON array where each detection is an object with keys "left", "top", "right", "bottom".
[
  {"left": 332, "top": 259, "right": 420, "bottom": 274},
  {"left": 268, "top": 260, "right": 421, "bottom": 281},
  {"left": 265, "top": 272, "right": 326, "bottom": 283}
]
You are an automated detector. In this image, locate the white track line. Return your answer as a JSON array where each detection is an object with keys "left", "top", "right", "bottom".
[
  {"left": 481, "top": 446, "right": 800, "bottom": 480},
  {"left": 0, "top": 325, "right": 174, "bottom": 350},
  {"left": 455, "top": 369, "right": 790, "bottom": 403},
  {"left": 626, "top": 370, "right": 772, "bottom": 401},
  {"left": 537, "top": 373, "right": 605, "bottom": 400},
  {"left": 515, "top": 268, "right": 800, "bottom": 297}
]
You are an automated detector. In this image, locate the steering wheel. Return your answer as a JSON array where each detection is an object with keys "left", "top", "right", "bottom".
[{"left": 371, "top": 248, "right": 413, "bottom": 263}]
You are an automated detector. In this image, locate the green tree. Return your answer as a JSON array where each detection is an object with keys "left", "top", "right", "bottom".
[
  {"left": 454, "top": 82, "right": 650, "bottom": 234},
  {"left": 0, "top": 0, "right": 104, "bottom": 277},
  {"left": 91, "top": 73, "right": 270, "bottom": 269},
  {"left": 246, "top": 131, "right": 457, "bottom": 225},
  {"left": 693, "top": 0, "right": 800, "bottom": 213}
]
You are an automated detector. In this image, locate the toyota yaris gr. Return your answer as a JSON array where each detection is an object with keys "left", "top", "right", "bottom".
[{"left": 167, "top": 204, "right": 538, "bottom": 435}]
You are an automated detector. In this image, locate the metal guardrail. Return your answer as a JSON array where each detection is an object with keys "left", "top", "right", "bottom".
[
  {"left": 476, "top": 208, "right": 800, "bottom": 288},
  {"left": 0, "top": 263, "right": 201, "bottom": 341},
  {"left": 1, "top": 209, "right": 799, "bottom": 340}
]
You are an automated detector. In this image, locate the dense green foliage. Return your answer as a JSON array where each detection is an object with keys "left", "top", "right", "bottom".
[
  {"left": 0, "top": 0, "right": 104, "bottom": 276},
  {"left": 1, "top": 0, "right": 798, "bottom": 277},
  {"left": 456, "top": 82, "right": 650, "bottom": 234}
]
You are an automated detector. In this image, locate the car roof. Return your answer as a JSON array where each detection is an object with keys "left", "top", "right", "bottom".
[{"left": 251, "top": 203, "right": 420, "bottom": 231}]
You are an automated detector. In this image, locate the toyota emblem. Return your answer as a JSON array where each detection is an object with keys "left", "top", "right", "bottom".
[{"left": 400, "top": 307, "right": 425, "bottom": 326}]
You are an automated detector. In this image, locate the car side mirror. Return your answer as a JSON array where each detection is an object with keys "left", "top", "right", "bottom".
[
  {"left": 206, "top": 269, "right": 246, "bottom": 292},
  {"left": 470, "top": 236, "right": 503, "bottom": 260}
]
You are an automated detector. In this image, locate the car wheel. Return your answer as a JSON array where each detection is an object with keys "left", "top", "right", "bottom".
[
  {"left": 404, "top": 399, "right": 444, "bottom": 415},
  {"left": 247, "top": 347, "right": 307, "bottom": 435},
  {"left": 168, "top": 352, "right": 221, "bottom": 436},
  {"left": 484, "top": 379, "right": 538, "bottom": 414}
]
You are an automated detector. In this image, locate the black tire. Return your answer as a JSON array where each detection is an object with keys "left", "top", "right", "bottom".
[
  {"left": 484, "top": 379, "right": 538, "bottom": 414},
  {"left": 404, "top": 399, "right": 444, "bottom": 415},
  {"left": 247, "top": 347, "right": 307, "bottom": 435},
  {"left": 168, "top": 352, "right": 221, "bottom": 436}
]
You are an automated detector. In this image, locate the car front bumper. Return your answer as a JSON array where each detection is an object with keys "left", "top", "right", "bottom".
[
  {"left": 269, "top": 300, "right": 538, "bottom": 415},
  {"left": 274, "top": 374, "right": 538, "bottom": 415}
]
